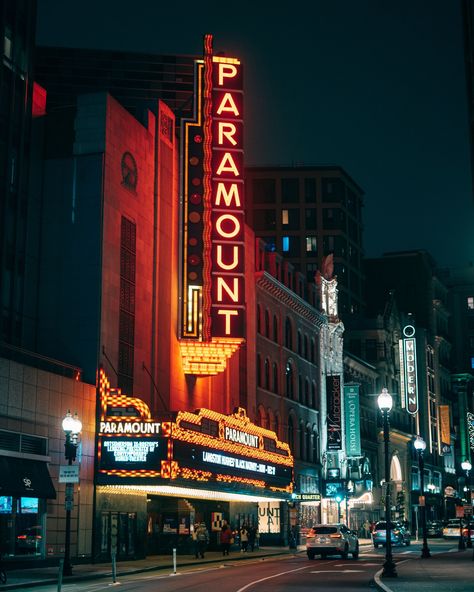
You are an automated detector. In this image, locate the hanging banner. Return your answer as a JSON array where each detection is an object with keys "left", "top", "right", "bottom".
[
  {"left": 439, "top": 405, "right": 451, "bottom": 454},
  {"left": 326, "top": 375, "right": 342, "bottom": 450},
  {"left": 344, "top": 385, "right": 361, "bottom": 457}
]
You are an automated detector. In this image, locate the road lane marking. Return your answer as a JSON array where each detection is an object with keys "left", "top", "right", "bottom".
[
  {"left": 235, "top": 566, "right": 309, "bottom": 592},
  {"left": 310, "top": 569, "right": 363, "bottom": 573}
]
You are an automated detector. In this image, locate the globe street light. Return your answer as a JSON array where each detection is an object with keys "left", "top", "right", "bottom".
[
  {"left": 413, "top": 436, "right": 431, "bottom": 558},
  {"left": 461, "top": 460, "right": 472, "bottom": 549},
  {"left": 377, "top": 388, "right": 397, "bottom": 578},
  {"left": 62, "top": 410, "right": 82, "bottom": 577}
]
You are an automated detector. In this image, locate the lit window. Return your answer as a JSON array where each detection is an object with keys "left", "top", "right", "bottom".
[
  {"left": 306, "top": 236, "right": 317, "bottom": 253},
  {"left": 282, "top": 209, "right": 289, "bottom": 225},
  {"left": 471, "top": 357, "right": 474, "bottom": 369},
  {"left": 282, "top": 236, "right": 289, "bottom": 252},
  {"left": 468, "top": 297, "right": 474, "bottom": 310}
]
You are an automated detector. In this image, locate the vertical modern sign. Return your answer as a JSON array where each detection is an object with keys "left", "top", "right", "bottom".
[
  {"left": 399, "top": 324, "right": 418, "bottom": 415},
  {"left": 439, "top": 404, "right": 451, "bottom": 454},
  {"left": 344, "top": 385, "right": 361, "bottom": 457},
  {"left": 326, "top": 375, "right": 342, "bottom": 450}
]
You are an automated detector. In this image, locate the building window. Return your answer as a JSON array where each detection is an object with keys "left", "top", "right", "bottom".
[
  {"left": 286, "top": 361, "right": 294, "bottom": 398},
  {"left": 252, "top": 178, "right": 276, "bottom": 203},
  {"left": 311, "top": 381, "right": 317, "bottom": 408},
  {"left": 288, "top": 416, "right": 295, "bottom": 452},
  {"left": 254, "top": 209, "right": 276, "bottom": 230},
  {"left": 304, "top": 178, "right": 316, "bottom": 202},
  {"left": 299, "top": 421, "right": 305, "bottom": 460},
  {"left": 306, "top": 236, "right": 317, "bottom": 253},
  {"left": 257, "top": 354, "right": 262, "bottom": 387},
  {"left": 273, "top": 315, "right": 279, "bottom": 342},
  {"left": 273, "top": 362, "right": 279, "bottom": 394},
  {"left": 282, "top": 209, "right": 289, "bottom": 225},
  {"left": 468, "top": 297, "right": 474, "bottom": 310},
  {"left": 265, "top": 309, "right": 270, "bottom": 338},
  {"left": 471, "top": 357, "right": 474, "bottom": 369},
  {"left": 282, "top": 236, "right": 289, "bottom": 252},
  {"left": 305, "top": 208, "right": 317, "bottom": 228},
  {"left": 264, "top": 358, "right": 270, "bottom": 389},
  {"left": 285, "top": 318, "right": 293, "bottom": 349},
  {"left": 297, "top": 331, "right": 302, "bottom": 355},
  {"left": 305, "top": 380, "right": 310, "bottom": 406},
  {"left": 281, "top": 178, "right": 299, "bottom": 202}
]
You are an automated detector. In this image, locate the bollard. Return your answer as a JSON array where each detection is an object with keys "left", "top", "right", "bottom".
[
  {"left": 111, "top": 551, "right": 117, "bottom": 584},
  {"left": 57, "top": 558, "right": 64, "bottom": 592},
  {"left": 173, "top": 547, "right": 177, "bottom": 574}
]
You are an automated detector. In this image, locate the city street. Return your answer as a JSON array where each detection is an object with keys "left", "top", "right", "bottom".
[{"left": 11, "top": 540, "right": 461, "bottom": 592}]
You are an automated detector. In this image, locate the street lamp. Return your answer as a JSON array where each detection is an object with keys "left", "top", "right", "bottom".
[
  {"left": 62, "top": 410, "right": 82, "bottom": 576},
  {"left": 413, "top": 436, "right": 431, "bottom": 558},
  {"left": 461, "top": 460, "right": 472, "bottom": 549},
  {"left": 377, "top": 388, "right": 397, "bottom": 578}
]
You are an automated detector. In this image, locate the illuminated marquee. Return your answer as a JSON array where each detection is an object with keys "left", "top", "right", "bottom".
[
  {"left": 96, "top": 370, "right": 293, "bottom": 494},
  {"left": 179, "top": 34, "right": 245, "bottom": 375},
  {"left": 399, "top": 324, "right": 418, "bottom": 415}
]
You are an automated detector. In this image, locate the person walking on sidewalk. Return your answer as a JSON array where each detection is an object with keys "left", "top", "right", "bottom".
[
  {"left": 195, "top": 522, "right": 209, "bottom": 558},
  {"left": 240, "top": 524, "right": 249, "bottom": 552},
  {"left": 220, "top": 522, "right": 232, "bottom": 556}
]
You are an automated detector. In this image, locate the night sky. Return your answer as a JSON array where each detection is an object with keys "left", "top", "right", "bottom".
[{"left": 36, "top": 0, "right": 474, "bottom": 268}]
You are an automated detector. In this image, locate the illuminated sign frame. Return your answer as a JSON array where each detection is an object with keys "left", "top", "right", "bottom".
[
  {"left": 179, "top": 34, "right": 245, "bottom": 375},
  {"left": 326, "top": 375, "right": 342, "bottom": 450},
  {"left": 96, "top": 369, "right": 293, "bottom": 494},
  {"left": 399, "top": 324, "right": 418, "bottom": 415}
]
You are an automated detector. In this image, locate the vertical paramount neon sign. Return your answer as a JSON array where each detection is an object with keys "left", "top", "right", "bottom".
[{"left": 179, "top": 34, "right": 245, "bottom": 375}]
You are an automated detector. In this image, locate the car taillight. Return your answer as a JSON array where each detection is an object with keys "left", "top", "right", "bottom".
[
  {"left": 17, "top": 535, "right": 27, "bottom": 539},
  {"left": 329, "top": 533, "right": 342, "bottom": 538}
]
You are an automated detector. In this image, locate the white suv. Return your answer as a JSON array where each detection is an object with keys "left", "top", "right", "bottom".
[{"left": 306, "top": 524, "right": 359, "bottom": 559}]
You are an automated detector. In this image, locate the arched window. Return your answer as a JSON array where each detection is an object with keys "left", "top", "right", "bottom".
[
  {"left": 264, "top": 358, "right": 270, "bottom": 389},
  {"left": 257, "top": 306, "right": 261, "bottom": 334},
  {"left": 311, "top": 338, "right": 316, "bottom": 363},
  {"left": 305, "top": 379, "right": 310, "bottom": 406},
  {"left": 298, "top": 375, "right": 303, "bottom": 402},
  {"left": 267, "top": 408, "right": 275, "bottom": 432},
  {"left": 273, "top": 315, "right": 279, "bottom": 342},
  {"left": 265, "top": 309, "right": 270, "bottom": 338},
  {"left": 285, "top": 361, "right": 294, "bottom": 398},
  {"left": 256, "top": 354, "right": 262, "bottom": 387},
  {"left": 285, "top": 318, "right": 293, "bottom": 349},
  {"left": 297, "top": 330, "right": 302, "bottom": 355},
  {"left": 311, "top": 381, "right": 317, "bottom": 408},
  {"left": 304, "top": 335, "right": 309, "bottom": 359},
  {"left": 306, "top": 426, "right": 312, "bottom": 462},
  {"left": 273, "top": 362, "right": 279, "bottom": 394},
  {"left": 275, "top": 414, "right": 280, "bottom": 438},
  {"left": 299, "top": 421, "right": 305, "bottom": 460},
  {"left": 288, "top": 415, "right": 295, "bottom": 453}
]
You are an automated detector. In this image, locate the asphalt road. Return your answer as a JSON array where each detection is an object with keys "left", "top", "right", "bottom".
[{"left": 23, "top": 539, "right": 459, "bottom": 592}]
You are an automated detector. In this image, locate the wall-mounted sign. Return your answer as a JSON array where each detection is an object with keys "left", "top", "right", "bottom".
[
  {"left": 323, "top": 480, "right": 345, "bottom": 498},
  {"left": 179, "top": 35, "right": 245, "bottom": 375},
  {"left": 399, "top": 324, "right": 418, "bottom": 415},
  {"left": 291, "top": 493, "right": 321, "bottom": 502},
  {"left": 468, "top": 412, "right": 474, "bottom": 451},
  {"left": 96, "top": 369, "right": 293, "bottom": 494},
  {"left": 59, "top": 465, "right": 80, "bottom": 484},
  {"left": 344, "top": 385, "right": 361, "bottom": 457},
  {"left": 326, "top": 375, "right": 342, "bottom": 450}
]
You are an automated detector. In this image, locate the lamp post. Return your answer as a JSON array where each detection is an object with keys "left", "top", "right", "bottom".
[
  {"left": 413, "top": 436, "right": 431, "bottom": 558},
  {"left": 377, "top": 388, "right": 397, "bottom": 578},
  {"left": 62, "top": 410, "right": 82, "bottom": 577},
  {"left": 461, "top": 460, "right": 472, "bottom": 549}
]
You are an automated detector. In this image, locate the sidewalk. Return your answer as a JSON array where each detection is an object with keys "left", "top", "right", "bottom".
[
  {"left": 374, "top": 548, "right": 474, "bottom": 592},
  {"left": 0, "top": 545, "right": 307, "bottom": 590}
]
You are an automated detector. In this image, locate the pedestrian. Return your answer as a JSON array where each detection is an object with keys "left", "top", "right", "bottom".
[
  {"left": 192, "top": 523, "right": 199, "bottom": 558},
  {"left": 220, "top": 522, "right": 232, "bottom": 556},
  {"left": 195, "top": 522, "right": 209, "bottom": 558},
  {"left": 363, "top": 519, "right": 370, "bottom": 538},
  {"left": 248, "top": 524, "right": 256, "bottom": 551},
  {"left": 255, "top": 526, "right": 260, "bottom": 549},
  {"left": 240, "top": 524, "right": 249, "bottom": 552}
]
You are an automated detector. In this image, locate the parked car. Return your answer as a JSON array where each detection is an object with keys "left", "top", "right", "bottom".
[
  {"left": 372, "top": 521, "right": 410, "bottom": 548},
  {"left": 306, "top": 524, "right": 359, "bottom": 559},
  {"left": 426, "top": 520, "right": 443, "bottom": 537},
  {"left": 15, "top": 526, "right": 42, "bottom": 554},
  {"left": 443, "top": 519, "right": 474, "bottom": 541}
]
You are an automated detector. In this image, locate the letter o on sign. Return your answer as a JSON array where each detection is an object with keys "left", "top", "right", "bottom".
[{"left": 216, "top": 214, "right": 240, "bottom": 239}]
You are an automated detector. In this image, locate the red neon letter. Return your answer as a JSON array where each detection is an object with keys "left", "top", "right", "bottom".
[
  {"left": 218, "top": 63, "right": 238, "bottom": 86},
  {"left": 216, "top": 93, "right": 239, "bottom": 116},
  {"left": 214, "top": 183, "right": 241, "bottom": 207},
  {"left": 218, "top": 309, "right": 238, "bottom": 334},
  {"left": 218, "top": 122, "right": 237, "bottom": 146},
  {"left": 216, "top": 214, "right": 240, "bottom": 239},
  {"left": 216, "top": 153, "right": 239, "bottom": 176}
]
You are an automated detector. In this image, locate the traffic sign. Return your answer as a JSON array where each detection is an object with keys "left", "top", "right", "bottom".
[{"left": 59, "top": 465, "right": 80, "bottom": 483}]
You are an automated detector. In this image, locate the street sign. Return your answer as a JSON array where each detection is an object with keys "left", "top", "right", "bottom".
[
  {"left": 456, "top": 506, "right": 465, "bottom": 518},
  {"left": 59, "top": 465, "right": 80, "bottom": 483},
  {"left": 464, "top": 504, "right": 473, "bottom": 516}
]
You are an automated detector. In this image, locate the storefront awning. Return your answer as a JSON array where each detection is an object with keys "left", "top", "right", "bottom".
[{"left": 0, "top": 456, "right": 56, "bottom": 499}]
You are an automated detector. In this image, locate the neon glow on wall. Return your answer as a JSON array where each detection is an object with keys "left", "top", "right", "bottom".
[{"left": 179, "top": 34, "right": 245, "bottom": 375}]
